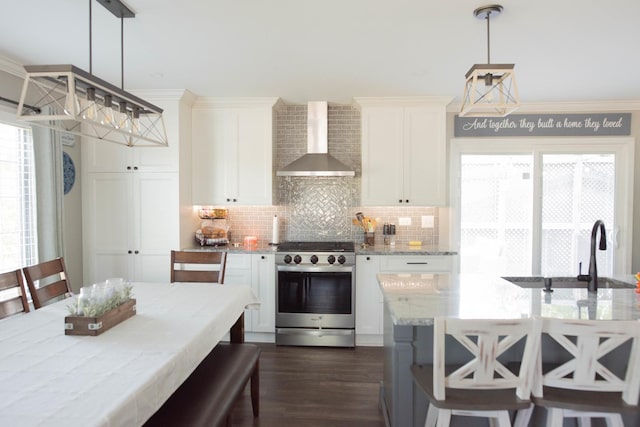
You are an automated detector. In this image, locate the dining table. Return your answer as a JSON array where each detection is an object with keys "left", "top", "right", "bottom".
[{"left": 0, "top": 281, "right": 259, "bottom": 427}]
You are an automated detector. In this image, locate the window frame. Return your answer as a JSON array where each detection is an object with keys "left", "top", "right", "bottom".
[{"left": 450, "top": 137, "right": 635, "bottom": 275}]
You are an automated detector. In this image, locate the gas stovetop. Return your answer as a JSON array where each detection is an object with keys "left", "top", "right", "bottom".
[
  {"left": 277, "top": 241, "right": 355, "bottom": 253},
  {"left": 276, "top": 241, "right": 355, "bottom": 266}
]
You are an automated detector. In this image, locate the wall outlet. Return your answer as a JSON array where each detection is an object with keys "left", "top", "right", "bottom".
[
  {"left": 398, "top": 217, "right": 411, "bottom": 226},
  {"left": 421, "top": 215, "right": 434, "bottom": 228}
]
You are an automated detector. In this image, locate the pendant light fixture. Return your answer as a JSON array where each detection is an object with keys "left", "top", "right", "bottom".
[
  {"left": 459, "top": 4, "right": 520, "bottom": 117},
  {"left": 16, "top": 0, "right": 168, "bottom": 147}
]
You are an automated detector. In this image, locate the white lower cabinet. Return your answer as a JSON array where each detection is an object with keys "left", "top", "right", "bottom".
[
  {"left": 225, "top": 253, "right": 276, "bottom": 339},
  {"left": 355, "top": 254, "right": 456, "bottom": 346},
  {"left": 356, "top": 255, "right": 383, "bottom": 345}
]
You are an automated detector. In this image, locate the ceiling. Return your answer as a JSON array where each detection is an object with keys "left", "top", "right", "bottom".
[{"left": 1, "top": 0, "right": 639, "bottom": 106}]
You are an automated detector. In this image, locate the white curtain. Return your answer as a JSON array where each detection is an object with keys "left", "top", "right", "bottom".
[{"left": 32, "top": 125, "right": 64, "bottom": 263}]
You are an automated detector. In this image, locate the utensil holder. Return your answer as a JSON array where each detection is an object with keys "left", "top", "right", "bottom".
[{"left": 364, "top": 232, "right": 375, "bottom": 246}]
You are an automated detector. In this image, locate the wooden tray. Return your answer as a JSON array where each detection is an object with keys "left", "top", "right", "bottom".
[{"left": 64, "top": 299, "right": 136, "bottom": 336}]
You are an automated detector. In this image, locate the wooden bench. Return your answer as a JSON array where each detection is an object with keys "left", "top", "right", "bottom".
[{"left": 145, "top": 343, "right": 260, "bottom": 427}]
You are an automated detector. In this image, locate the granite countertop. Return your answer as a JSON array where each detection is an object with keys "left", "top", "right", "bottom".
[
  {"left": 188, "top": 244, "right": 458, "bottom": 256},
  {"left": 355, "top": 244, "right": 458, "bottom": 256},
  {"left": 378, "top": 273, "right": 640, "bottom": 325}
]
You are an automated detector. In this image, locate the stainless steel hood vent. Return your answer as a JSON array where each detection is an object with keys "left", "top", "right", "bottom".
[{"left": 277, "top": 101, "right": 355, "bottom": 177}]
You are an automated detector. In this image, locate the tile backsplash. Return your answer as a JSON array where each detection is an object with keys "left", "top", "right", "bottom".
[{"left": 195, "top": 102, "right": 442, "bottom": 247}]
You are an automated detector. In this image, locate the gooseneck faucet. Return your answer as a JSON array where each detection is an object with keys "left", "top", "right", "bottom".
[{"left": 577, "top": 220, "right": 607, "bottom": 292}]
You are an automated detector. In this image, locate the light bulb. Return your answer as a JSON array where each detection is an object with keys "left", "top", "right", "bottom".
[
  {"left": 118, "top": 101, "right": 130, "bottom": 132},
  {"left": 82, "top": 88, "right": 98, "bottom": 120},
  {"left": 64, "top": 89, "right": 80, "bottom": 116},
  {"left": 101, "top": 94, "right": 115, "bottom": 126}
]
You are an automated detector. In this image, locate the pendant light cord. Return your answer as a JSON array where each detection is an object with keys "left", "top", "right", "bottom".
[
  {"left": 486, "top": 11, "right": 491, "bottom": 65},
  {"left": 89, "top": 0, "right": 93, "bottom": 74},
  {"left": 121, "top": 16, "right": 124, "bottom": 89}
]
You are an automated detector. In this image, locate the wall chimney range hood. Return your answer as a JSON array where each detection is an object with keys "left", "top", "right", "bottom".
[{"left": 277, "top": 101, "right": 355, "bottom": 177}]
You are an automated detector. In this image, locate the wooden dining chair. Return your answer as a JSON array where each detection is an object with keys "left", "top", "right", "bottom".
[
  {"left": 22, "top": 257, "right": 73, "bottom": 309},
  {"left": 170, "top": 250, "right": 227, "bottom": 284},
  {"left": 0, "top": 269, "right": 30, "bottom": 319},
  {"left": 411, "top": 317, "right": 542, "bottom": 427},
  {"left": 531, "top": 317, "right": 640, "bottom": 427}
]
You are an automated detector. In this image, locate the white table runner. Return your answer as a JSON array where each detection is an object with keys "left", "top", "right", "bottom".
[{"left": 0, "top": 282, "right": 259, "bottom": 427}]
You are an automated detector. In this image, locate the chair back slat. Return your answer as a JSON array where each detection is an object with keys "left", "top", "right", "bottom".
[
  {"left": 537, "top": 318, "right": 640, "bottom": 405},
  {"left": 23, "top": 257, "right": 72, "bottom": 309},
  {"left": 435, "top": 317, "right": 541, "bottom": 401},
  {"left": 170, "top": 251, "right": 227, "bottom": 284},
  {"left": 0, "top": 269, "right": 30, "bottom": 318}
]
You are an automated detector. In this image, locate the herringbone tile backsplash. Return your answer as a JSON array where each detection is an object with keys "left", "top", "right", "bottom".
[{"left": 199, "top": 103, "right": 442, "bottom": 247}]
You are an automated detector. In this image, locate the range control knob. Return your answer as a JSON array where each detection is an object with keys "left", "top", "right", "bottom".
[
  {"left": 327, "top": 255, "right": 336, "bottom": 264},
  {"left": 294, "top": 255, "right": 302, "bottom": 264},
  {"left": 283, "top": 255, "right": 292, "bottom": 264},
  {"left": 310, "top": 255, "right": 318, "bottom": 264},
  {"left": 338, "top": 255, "right": 346, "bottom": 265}
]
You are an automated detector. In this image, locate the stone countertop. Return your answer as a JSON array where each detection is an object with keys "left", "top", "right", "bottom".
[
  {"left": 378, "top": 273, "right": 640, "bottom": 325},
  {"left": 186, "top": 245, "right": 278, "bottom": 254},
  {"left": 187, "top": 244, "right": 458, "bottom": 256},
  {"left": 355, "top": 244, "right": 458, "bottom": 256}
]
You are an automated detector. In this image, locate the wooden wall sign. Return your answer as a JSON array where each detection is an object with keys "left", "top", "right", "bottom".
[{"left": 454, "top": 113, "right": 631, "bottom": 137}]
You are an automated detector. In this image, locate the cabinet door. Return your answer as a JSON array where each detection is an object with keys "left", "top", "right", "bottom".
[
  {"left": 361, "top": 106, "right": 404, "bottom": 206},
  {"left": 224, "top": 253, "right": 253, "bottom": 329},
  {"left": 83, "top": 173, "right": 133, "bottom": 283},
  {"left": 234, "top": 107, "right": 273, "bottom": 205},
  {"left": 403, "top": 106, "right": 447, "bottom": 206},
  {"left": 251, "top": 254, "right": 276, "bottom": 332},
  {"left": 192, "top": 105, "right": 273, "bottom": 205},
  {"left": 355, "top": 255, "right": 383, "bottom": 335},
  {"left": 131, "top": 172, "right": 179, "bottom": 282},
  {"left": 83, "top": 140, "right": 132, "bottom": 173}
]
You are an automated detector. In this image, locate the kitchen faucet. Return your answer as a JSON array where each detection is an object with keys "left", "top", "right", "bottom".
[{"left": 577, "top": 220, "right": 607, "bottom": 292}]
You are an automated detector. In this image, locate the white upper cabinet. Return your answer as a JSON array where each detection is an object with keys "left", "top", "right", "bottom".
[
  {"left": 192, "top": 98, "right": 280, "bottom": 205},
  {"left": 355, "top": 97, "right": 451, "bottom": 206}
]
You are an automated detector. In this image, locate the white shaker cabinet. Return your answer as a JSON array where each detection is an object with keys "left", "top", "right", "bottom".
[
  {"left": 251, "top": 254, "right": 276, "bottom": 333},
  {"left": 355, "top": 255, "right": 383, "bottom": 345},
  {"left": 192, "top": 98, "right": 281, "bottom": 205},
  {"left": 83, "top": 171, "right": 179, "bottom": 283},
  {"left": 225, "top": 253, "right": 276, "bottom": 336},
  {"left": 355, "top": 97, "right": 451, "bottom": 206}
]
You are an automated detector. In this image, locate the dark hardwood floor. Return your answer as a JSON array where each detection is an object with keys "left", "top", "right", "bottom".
[{"left": 229, "top": 343, "right": 385, "bottom": 427}]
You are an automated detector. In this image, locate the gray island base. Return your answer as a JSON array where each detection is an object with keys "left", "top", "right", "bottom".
[{"left": 377, "top": 273, "right": 640, "bottom": 427}]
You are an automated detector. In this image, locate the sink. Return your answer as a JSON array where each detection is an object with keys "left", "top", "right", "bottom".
[{"left": 501, "top": 276, "right": 636, "bottom": 289}]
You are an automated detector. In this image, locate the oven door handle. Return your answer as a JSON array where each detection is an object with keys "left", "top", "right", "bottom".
[{"left": 277, "top": 265, "right": 353, "bottom": 273}]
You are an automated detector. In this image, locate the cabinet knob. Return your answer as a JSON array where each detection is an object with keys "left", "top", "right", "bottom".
[
  {"left": 405, "top": 199, "right": 409, "bottom": 203},
  {"left": 134, "top": 250, "right": 139, "bottom": 254},
  {"left": 128, "top": 250, "right": 132, "bottom": 254},
  {"left": 126, "top": 166, "right": 132, "bottom": 170},
  {"left": 233, "top": 198, "right": 237, "bottom": 202},
  {"left": 261, "top": 255, "right": 265, "bottom": 259},
  {"left": 398, "top": 199, "right": 403, "bottom": 203},
  {"left": 133, "top": 166, "right": 138, "bottom": 170},
  {"left": 366, "top": 256, "right": 371, "bottom": 261}
]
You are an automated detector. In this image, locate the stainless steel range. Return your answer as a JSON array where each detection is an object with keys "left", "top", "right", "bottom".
[{"left": 275, "top": 241, "right": 355, "bottom": 347}]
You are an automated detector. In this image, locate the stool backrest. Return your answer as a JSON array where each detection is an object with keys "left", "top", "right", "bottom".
[
  {"left": 0, "top": 269, "right": 30, "bottom": 318},
  {"left": 534, "top": 317, "right": 640, "bottom": 405},
  {"left": 434, "top": 317, "right": 541, "bottom": 401},
  {"left": 170, "top": 251, "right": 227, "bottom": 284},
  {"left": 23, "top": 257, "right": 72, "bottom": 309}
]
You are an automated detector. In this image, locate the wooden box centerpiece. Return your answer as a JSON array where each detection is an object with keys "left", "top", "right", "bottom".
[{"left": 64, "top": 281, "right": 136, "bottom": 336}]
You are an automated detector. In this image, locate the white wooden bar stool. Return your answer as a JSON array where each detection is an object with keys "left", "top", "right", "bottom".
[
  {"left": 532, "top": 317, "right": 640, "bottom": 427},
  {"left": 411, "top": 317, "right": 541, "bottom": 427}
]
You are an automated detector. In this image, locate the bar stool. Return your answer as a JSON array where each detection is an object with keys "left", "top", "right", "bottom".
[
  {"left": 411, "top": 317, "right": 541, "bottom": 427},
  {"left": 532, "top": 317, "right": 640, "bottom": 427}
]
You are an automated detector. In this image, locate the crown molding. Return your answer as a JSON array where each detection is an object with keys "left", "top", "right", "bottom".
[
  {"left": 0, "top": 53, "right": 26, "bottom": 77},
  {"left": 447, "top": 100, "right": 640, "bottom": 113},
  {"left": 193, "top": 96, "right": 282, "bottom": 109}
]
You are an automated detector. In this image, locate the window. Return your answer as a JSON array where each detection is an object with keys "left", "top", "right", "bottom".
[
  {"left": 0, "top": 118, "right": 37, "bottom": 271},
  {"left": 451, "top": 138, "right": 633, "bottom": 276}
]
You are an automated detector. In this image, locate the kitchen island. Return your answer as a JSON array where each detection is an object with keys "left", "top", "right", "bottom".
[{"left": 378, "top": 273, "right": 640, "bottom": 427}]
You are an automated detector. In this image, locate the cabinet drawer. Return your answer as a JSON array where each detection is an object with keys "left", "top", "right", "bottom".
[{"left": 379, "top": 255, "right": 453, "bottom": 272}]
